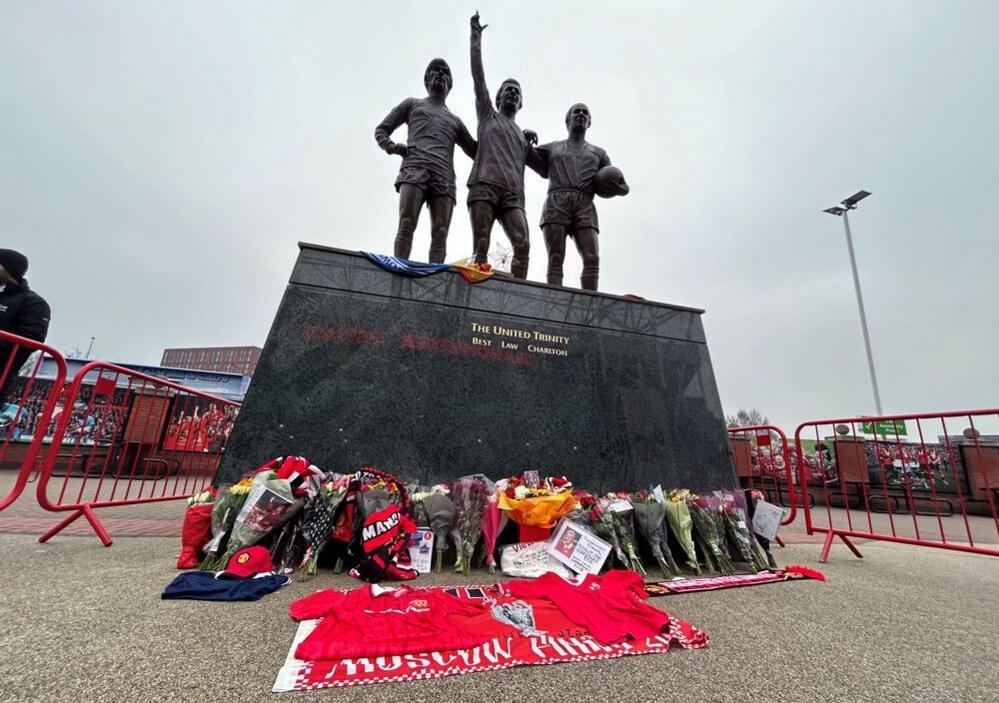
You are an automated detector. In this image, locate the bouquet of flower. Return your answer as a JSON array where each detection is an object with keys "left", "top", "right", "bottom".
[
  {"left": 199, "top": 477, "right": 255, "bottom": 569},
  {"left": 422, "top": 486, "right": 455, "bottom": 573},
  {"left": 718, "top": 491, "right": 768, "bottom": 572},
  {"left": 589, "top": 499, "right": 626, "bottom": 567},
  {"left": 599, "top": 495, "right": 646, "bottom": 574},
  {"left": 567, "top": 490, "right": 597, "bottom": 527},
  {"left": 408, "top": 485, "right": 432, "bottom": 528},
  {"left": 296, "top": 477, "right": 349, "bottom": 580},
  {"left": 688, "top": 495, "right": 735, "bottom": 576},
  {"left": 629, "top": 490, "right": 679, "bottom": 577},
  {"left": 451, "top": 475, "right": 491, "bottom": 574},
  {"left": 497, "top": 474, "right": 578, "bottom": 529},
  {"left": 664, "top": 488, "right": 700, "bottom": 575},
  {"left": 203, "top": 469, "right": 302, "bottom": 571},
  {"left": 721, "top": 504, "right": 767, "bottom": 572},
  {"left": 176, "top": 487, "right": 217, "bottom": 569}
]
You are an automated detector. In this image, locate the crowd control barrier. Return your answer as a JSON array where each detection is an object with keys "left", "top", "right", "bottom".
[
  {"left": 35, "top": 361, "right": 240, "bottom": 546},
  {"left": 794, "top": 409, "right": 999, "bottom": 562},
  {"left": 727, "top": 424, "right": 798, "bottom": 529},
  {"left": 0, "top": 332, "right": 68, "bottom": 511}
]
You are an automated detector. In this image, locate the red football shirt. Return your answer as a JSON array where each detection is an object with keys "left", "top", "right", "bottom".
[
  {"left": 505, "top": 570, "right": 672, "bottom": 644},
  {"left": 291, "top": 585, "right": 497, "bottom": 660}
]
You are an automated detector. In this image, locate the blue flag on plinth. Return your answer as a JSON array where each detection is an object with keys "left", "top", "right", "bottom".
[{"left": 361, "top": 252, "right": 451, "bottom": 277}]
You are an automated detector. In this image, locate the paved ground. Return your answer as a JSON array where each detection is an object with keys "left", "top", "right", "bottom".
[
  {"left": 0, "top": 472, "right": 187, "bottom": 537},
  {"left": 1, "top": 533, "right": 997, "bottom": 703}
]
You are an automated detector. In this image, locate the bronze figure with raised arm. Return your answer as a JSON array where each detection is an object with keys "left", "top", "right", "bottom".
[
  {"left": 375, "top": 58, "right": 477, "bottom": 263},
  {"left": 466, "top": 12, "right": 536, "bottom": 279}
]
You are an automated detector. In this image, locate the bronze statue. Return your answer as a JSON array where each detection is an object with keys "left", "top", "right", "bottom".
[
  {"left": 467, "top": 13, "right": 536, "bottom": 279},
  {"left": 375, "top": 59, "right": 477, "bottom": 263},
  {"left": 529, "top": 103, "right": 628, "bottom": 291}
]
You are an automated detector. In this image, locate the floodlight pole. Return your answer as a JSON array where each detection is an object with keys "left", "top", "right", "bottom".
[{"left": 839, "top": 208, "right": 883, "bottom": 416}]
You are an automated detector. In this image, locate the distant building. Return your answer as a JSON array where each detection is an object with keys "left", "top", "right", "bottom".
[
  {"left": 32, "top": 357, "right": 251, "bottom": 402},
  {"left": 161, "top": 346, "right": 262, "bottom": 376}
]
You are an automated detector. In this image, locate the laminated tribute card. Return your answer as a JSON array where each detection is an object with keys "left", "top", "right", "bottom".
[{"left": 547, "top": 519, "right": 612, "bottom": 575}]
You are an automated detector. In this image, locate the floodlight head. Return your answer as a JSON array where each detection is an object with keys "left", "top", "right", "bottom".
[
  {"left": 841, "top": 190, "right": 871, "bottom": 208},
  {"left": 823, "top": 206, "right": 846, "bottom": 216}
]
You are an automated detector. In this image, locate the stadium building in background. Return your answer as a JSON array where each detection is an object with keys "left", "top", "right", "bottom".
[{"left": 161, "top": 346, "right": 262, "bottom": 376}]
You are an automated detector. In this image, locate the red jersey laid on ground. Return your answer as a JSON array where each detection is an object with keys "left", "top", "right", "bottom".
[
  {"left": 291, "top": 584, "right": 498, "bottom": 660},
  {"left": 289, "top": 570, "right": 705, "bottom": 663},
  {"left": 504, "top": 570, "right": 673, "bottom": 644},
  {"left": 278, "top": 571, "right": 710, "bottom": 689}
]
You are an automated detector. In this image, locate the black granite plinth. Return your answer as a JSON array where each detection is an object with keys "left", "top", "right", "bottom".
[{"left": 217, "top": 245, "right": 736, "bottom": 492}]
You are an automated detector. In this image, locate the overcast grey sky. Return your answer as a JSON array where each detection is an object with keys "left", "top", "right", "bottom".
[{"left": 2, "top": 1, "right": 997, "bottom": 431}]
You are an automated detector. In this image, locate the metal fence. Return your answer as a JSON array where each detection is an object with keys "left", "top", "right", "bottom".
[
  {"left": 0, "top": 331, "right": 68, "bottom": 511},
  {"left": 727, "top": 424, "right": 798, "bottom": 528},
  {"left": 33, "top": 361, "right": 240, "bottom": 546},
  {"left": 793, "top": 410, "right": 999, "bottom": 561}
]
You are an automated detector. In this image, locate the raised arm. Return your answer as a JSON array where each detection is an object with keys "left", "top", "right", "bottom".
[
  {"left": 470, "top": 13, "right": 492, "bottom": 121},
  {"left": 374, "top": 98, "right": 412, "bottom": 156}
]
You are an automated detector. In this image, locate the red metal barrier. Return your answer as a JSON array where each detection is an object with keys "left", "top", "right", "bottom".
[
  {"left": 794, "top": 410, "right": 999, "bottom": 562},
  {"left": 0, "top": 332, "right": 68, "bottom": 511},
  {"left": 727, "top": 424, "right": 798, "bottom": 528},
  {"left": 35, "top": 361, "right": 240, "bottom": 546}
]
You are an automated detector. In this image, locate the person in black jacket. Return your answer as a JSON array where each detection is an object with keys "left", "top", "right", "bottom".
[{"left": 0, "top": 250, "right": 51, "bottom": 395}]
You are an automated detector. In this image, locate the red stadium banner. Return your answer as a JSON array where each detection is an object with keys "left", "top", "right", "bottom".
[{"left": 274, "top": 620, "right": 706, "bottom": 690}]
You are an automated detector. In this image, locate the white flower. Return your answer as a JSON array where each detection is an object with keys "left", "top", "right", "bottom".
[{"left": 514, "top": 485, "right": 529, "bottom": 500}]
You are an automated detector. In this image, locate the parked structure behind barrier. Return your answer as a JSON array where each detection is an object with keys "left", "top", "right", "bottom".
[
  {"left": 34, "top": 361, "right": 240, "bottom": 546},
  {"left": 794, "top": 409, "right": 999, "bottom": 562}
]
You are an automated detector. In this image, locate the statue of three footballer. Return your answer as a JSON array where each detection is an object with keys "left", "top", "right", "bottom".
[{"left": 374, "top": 13, "right": 630, "bottom": 292}]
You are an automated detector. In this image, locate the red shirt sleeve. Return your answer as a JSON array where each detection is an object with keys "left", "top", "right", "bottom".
[
  {"left": 603, "top": 569, "right": 650, "bottom": 600},
  {"left": 289, "top": 589, "right": 346, "bottom": 621}
]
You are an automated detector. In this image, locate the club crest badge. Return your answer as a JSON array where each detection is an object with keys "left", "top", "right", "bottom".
[{"left": 490, "top": 600, "right": 545, "bottom": 636}]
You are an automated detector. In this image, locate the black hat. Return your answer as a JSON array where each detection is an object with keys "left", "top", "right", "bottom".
[{"left": 0, "top": 250, "right": 28, "bottom": 283}]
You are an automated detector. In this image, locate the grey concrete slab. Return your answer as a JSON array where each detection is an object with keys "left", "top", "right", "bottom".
[{"left": 1, "top": 535, "right": 997, "bottom": 703}]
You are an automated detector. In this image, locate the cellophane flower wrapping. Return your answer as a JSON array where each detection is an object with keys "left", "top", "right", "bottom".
[
  {"left": 718, "top": 491, "right": 767, "bottom": 572},
  {"left": 295, "top": 477, "right": 348, "bottom": 580},
  {"left": 422, "top": 488, "right": 455, "bottom": 573},
  {"left": 565, "top": 491, "right": 596, "bottom": 538},
  {"left": 629, "top": 492, "right": 678, "bottom": 577},
  {"left": 600, "top": 495, "right": 646, "bottom": 574},
  {"left": 205, "top": 471, "right": 302, "bottom": 571},
  {"left": 199, "top": 478, "right": 254, "bottom": 569},
  {"left": 590, "top": 500, "right": 626, "bottom": 567},
  {"left": 408, "top": 485, "right": 432, "bottom": 528},
  {"left": 664, "top": 489, "right": 700, "bottom": 575},
  {"left": 688, "top": 496, "right": 735, "bottom": 575},
  {"left": 497, "top": 474, "right": 578, "bottom": 528},
  {"left": 480, "top": 490, "right": 508, "bottom": 573},
  {"left": 451, "top": 475, "right": 491, "bottom": 574}
]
